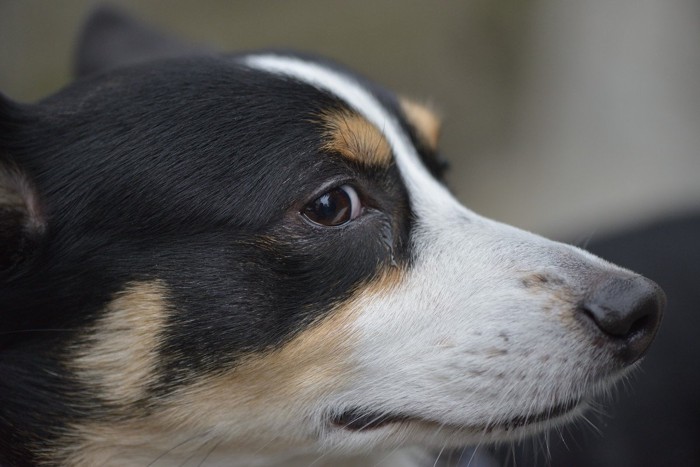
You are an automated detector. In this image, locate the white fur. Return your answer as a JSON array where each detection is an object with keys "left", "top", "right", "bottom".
[{"left": 239, "top": 54, "right": 629, "bottom": 464}]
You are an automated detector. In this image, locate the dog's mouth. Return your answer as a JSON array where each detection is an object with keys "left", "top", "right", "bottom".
[
  {"left": 331, "top": 410, "right": 411, "bottom": 431},
  {"left": 331, "top": 398, "right": 581, "bottom": 433}
]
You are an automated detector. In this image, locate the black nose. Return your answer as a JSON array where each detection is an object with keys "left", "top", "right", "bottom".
[{"left": 580, "top": 274, "right": 665, "bottom": 364}]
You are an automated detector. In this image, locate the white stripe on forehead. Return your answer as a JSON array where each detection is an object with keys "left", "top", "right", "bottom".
[{"left": 242, "top": 54, "right": 462, "bottom": 216}]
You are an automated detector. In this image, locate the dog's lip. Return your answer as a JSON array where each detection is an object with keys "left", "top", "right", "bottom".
[
  {"left": 330, "top": 398, "right": 582, "bottom": 433},
  {"left": 330, "top": 410, "right": 411, "bottom": 431}
]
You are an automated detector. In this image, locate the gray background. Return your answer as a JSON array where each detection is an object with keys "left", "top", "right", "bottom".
[{"left": 2, "top": 0, "right": 699, "bottom": 241}]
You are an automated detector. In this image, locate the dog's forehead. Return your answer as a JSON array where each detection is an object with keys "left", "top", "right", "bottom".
[
  {"left": 241, "top": 54, "right": 450, "bottom": 212},
  {"left": 236, "top": 54, "right": 442, "bottom": 172},
  {"left": 42, "top": 54, "right": 443, "bottom": 182}
]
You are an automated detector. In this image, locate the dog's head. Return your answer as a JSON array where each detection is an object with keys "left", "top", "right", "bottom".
[{"left": 0, "top": 7, "right": 664, "bottom": 466}]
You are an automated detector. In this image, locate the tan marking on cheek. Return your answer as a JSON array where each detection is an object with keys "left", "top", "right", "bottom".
[
  {"left": 399, "top": 98, "right": 441, "bottom": 150},
  {"left": 71, "top": 280, "right": 169, "bottom": 407},
  {"left": 359, "top": 266, "right": 405, "bottom": 296},
  {"left": 319, "top": 109, "right": 392, "bottom": 167},
  {"left": 61, "top": 268, "right": 409, "bottom": 464},
  {"left": 165, "top": 298, "right": 365, "bottom": 428},
  {"left": 60, "top": 305, "right": 360, "bottom": 464}
]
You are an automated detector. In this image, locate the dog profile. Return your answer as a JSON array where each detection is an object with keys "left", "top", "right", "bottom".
[{"left": 0, "top": 7, "right": 664, "bottom": 467}]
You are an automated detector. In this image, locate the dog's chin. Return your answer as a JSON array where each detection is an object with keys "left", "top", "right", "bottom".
[{"left": 329, "top": 397, "right": 584, "bottom": 443}]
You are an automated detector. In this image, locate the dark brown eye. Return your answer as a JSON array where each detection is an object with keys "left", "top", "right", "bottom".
[{"left": 302, "top": 185, "right": 362, "bottom": 226}]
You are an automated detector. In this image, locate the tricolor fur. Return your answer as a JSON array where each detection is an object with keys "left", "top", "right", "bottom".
[{"left": 0, "top": 7, "right": 664, "bottom": 467}]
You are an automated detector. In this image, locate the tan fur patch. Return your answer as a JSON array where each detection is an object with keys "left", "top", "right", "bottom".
[
  {"left": 61, "top": 269, "right": 406, "bottom": 466},
  {"left": 399, "top": 98, "right": 441, "bottom": 150},
  {"left": 71, "top": 280, "right": 169, "bottom": 407},
  {"left": 319, "top": 109, "right": 392, "bottom": 167}
]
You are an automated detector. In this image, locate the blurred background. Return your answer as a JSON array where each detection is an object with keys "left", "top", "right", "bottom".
[
  {"left": 3, "top": 0, "right": 700, "bottom": 241},
  {"left": 2, "top": 1, "right": 699, "bottom": 466}
]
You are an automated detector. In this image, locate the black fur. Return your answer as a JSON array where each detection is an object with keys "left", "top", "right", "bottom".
[{"left": 0, "top": 45, "right": 435, "bottom": 465}]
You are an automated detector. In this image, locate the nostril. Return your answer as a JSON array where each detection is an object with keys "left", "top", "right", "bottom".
[
  {"left": 627, "top": 313, "right": 651, "bottom": 336},
  {"left": 581, "top": 299, "right": 653, "bottom": 338},
  {"left": 579, "top": 275, "right": 664, "bottom": 364}
]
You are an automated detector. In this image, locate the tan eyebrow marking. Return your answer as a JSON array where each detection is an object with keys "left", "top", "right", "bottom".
[
  {"left": 318, "top": 108, "right": 392, "bottom": 167},
  {"left": 399, "top": 98, "right": 441, "bottom": 150}
]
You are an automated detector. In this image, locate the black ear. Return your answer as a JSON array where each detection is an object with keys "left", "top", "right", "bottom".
[
  {"left": 0, "top": 96, "right": 45, "bottom": 273},
  {"left": 74, "top": 4, "right": 212, "bottom": 78}
]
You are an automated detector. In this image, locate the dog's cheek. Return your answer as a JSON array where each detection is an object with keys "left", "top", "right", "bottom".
[
  {"left": 48, "top": 281, "right": 169, "bottom": 466},
  {"left": 158, "top": 269, "right": 405, "bottom": 435},
  {"left": 59, "top": 271, "right": 404, "bottom": 464},
  {"left": 70, "top": 280, "right": 169, "bottom": 409}
]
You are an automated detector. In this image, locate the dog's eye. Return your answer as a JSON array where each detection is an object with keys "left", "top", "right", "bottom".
[{"left": 303, "top": 185, "right": 362, "bottom": 226}]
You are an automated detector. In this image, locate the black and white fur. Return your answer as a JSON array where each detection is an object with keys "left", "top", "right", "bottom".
[{"left": 0, "top": 7, "right": 664, "bottom": 467}]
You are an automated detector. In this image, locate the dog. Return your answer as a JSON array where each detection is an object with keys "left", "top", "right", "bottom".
[{"left": 0, "top": 7, "right": 665, "bottom": 467}]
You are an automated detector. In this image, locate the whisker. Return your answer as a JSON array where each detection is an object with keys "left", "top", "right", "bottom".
[
  {"left": 147, "top": 433, "right": 209, "bottom": 467},
  {"left": 196, "top": 437, "right": 225, "bottom": 467},
  {"left": 432, "top": 442, "right": 447, "bottom": 467},
  {"left": 579, "top": 413, "right": 603, "bottom": 436}
]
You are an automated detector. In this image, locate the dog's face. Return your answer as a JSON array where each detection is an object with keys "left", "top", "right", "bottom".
[{"left": 0, "top": 8, "right": 664, "bottom": 466}]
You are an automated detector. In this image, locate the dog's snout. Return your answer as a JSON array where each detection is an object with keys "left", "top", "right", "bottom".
[{"left": 580, "top": 274, "right": 665, "bottom": 364}]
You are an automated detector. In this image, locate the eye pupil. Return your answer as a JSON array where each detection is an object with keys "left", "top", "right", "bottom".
[{"left": 303, "top": 185, "right": 360, "bottom": 226}]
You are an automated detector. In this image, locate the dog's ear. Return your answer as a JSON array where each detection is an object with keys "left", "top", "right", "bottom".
[
  {"left": 74, "top": 4, "right": 212, "bottom": 78},
  {"left": 0, "top": 95, "right": 45, "bottom": 273}
]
